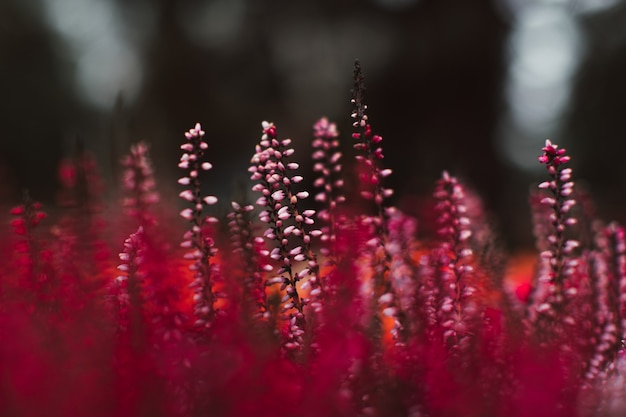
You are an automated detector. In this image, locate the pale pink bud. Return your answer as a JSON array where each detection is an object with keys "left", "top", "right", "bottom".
[
  {"left": 180, "top": 208, "right": 194, "bottom": 220},
  {"left": 179, "top": 190, "right": 194, "bottom": 201},
  {"left": 278, "top": 207, "right": 290, "bottom": 220},
  {"left": 378, "top": 293, "right": 394, "bottom": 304},
  {"left": 459, "top": 230, "right": 472, "bottom": 241},
  {"left": 271, "top": 190, "right": 285, "bottom": 201}
]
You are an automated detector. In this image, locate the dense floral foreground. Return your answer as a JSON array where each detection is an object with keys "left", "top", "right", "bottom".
[{"left": 2, "top": 63, "right": 626, "bottom": 417}]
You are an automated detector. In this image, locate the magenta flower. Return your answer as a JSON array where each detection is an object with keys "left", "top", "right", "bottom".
[{"left": 538, "top": 139, "right": 571, "bottom": 166}]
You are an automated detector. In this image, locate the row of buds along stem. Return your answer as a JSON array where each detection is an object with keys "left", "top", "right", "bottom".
[
  {"left": 249, "top": 121, "right": 323, "bottom": 352},
  {"left": 121, "top": 142, "right": 160, "bottom": 228},
  {"left": 585, "top": 223, "right": 626, "bottom": 380},
  {"left": 227, "top": 201, "right": 271, "bottom": 320},
  {"left": 351, "top": 61, "right": 397, "bottom": 338},
  {"left": 312, "top": 117, "right": 345, "bottom": 263},
  {"left": 385, "top": 207, "right": 419, "bottom": 343},
  {"left": 537, "top": 139, "right": 579, "bottom": 321},
  {"left": 351, "top": 61, "right": 394, "bottom": 221},
  {"left": 432, "top": 171, "right": 475, "bottom": 350},
  {"left": 178, "top": 123, "right": 220, "bottom": 328},
  {"left": 114, "top": 226, "right": 145, "bottom": 334}
]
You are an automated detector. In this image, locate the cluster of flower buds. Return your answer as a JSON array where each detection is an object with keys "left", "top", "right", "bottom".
[
  {"left": 384, "top": 207, "right": 420, "bottom": 341},
  {"left": 433, "top": 171, "right": 475, "bottom": 347},
  {"left": 249, "top": 121, "right": 323, "bottom": 351},
  {"left": 585, "top": 223, "right": 626, "bottom": 381},
  {"left": 351, "top": 61, "right": 394, "bottom": 215},
  {"left": 227, "top": 201, "right": 272, "bottom": 319},
  {"left": 312, "top": 117, "right": 345, "bottom": 260},
  {"left": 114, "top": 226, "right": 145, "bottom": 333},
  {"left": 178, "top": 123, "right": 220, "bottom": 328},
  {"left": 537, "top": 139, "right": 579, "bottom": 314},
  {"left": 350, "top": 62, "right": 400, "bottom": 340},
  {"left": 121, "top": 142, "right": 160, "bottom": 227}
]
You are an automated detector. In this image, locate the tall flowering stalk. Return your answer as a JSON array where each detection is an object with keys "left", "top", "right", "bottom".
[
  {"left": 432, "top": 171, "right": 476, "bottom": 351},
  {"left": 178, "top": 123, "right": 220, "bottom": 328},
  {"left": 351, "top": 61, "right": 398, "bottom": 338},
  {"left": 312, "top": 117, "right": 345, "bottom": 264},
  {"left": 585, "top": 223, "right": 626, "bottom": 381},
  {"left": 534, "top": 139, "right": 579, "bottom": 339},
  {"left": 385, "top": 207, "right": 420, "bottom": 342},
  {"left": 249, "top": 121, "right": 322, "bottom": 352},
  {"left": 351, "top": 61, "right": 394, "bottom": 226},
  {"left": 226, "top": 201, "right": 272, "bottom": 321},
  {"left": 113, "top": 227, "right": 145, "bottom": 340},
  {"left": 121, "top": 142, "right": 160, "bottom": 229}
]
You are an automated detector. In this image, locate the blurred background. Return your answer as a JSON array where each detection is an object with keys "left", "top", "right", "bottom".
[{"left": 1, "top": 0, "right": 626, "bottom": 249}]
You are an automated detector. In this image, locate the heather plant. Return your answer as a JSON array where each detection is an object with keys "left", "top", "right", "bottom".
[
  {"left": 121, "top": 141, "right": 160, "bottom": 230},
  {"left": 178, "top": 123, "right": 221, "bottom": 328},
  {"left": 249, "top": 120, "right": 323, "bottom": 355},
  {"left": 312, "top": 116, "right": 345, "bottom": 265},
  {"left": 2, "top": 62, "right": 626, "bottom": 417}
]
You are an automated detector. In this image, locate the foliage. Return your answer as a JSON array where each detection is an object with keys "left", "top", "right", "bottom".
[{"left": 1, "top": 63, "right": 625, "bottom": 417}]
